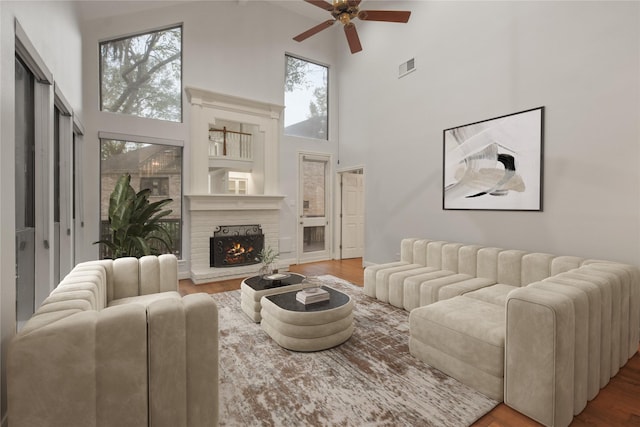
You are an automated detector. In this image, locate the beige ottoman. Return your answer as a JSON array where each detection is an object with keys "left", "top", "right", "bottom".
[
  {"left": 240, "top": 273, "right": 307, "bottom": 322},
  {"left": 260, "top": 286, "right": 354, "bottom": 352}
]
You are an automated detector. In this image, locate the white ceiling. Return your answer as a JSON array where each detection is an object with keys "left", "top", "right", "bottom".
[{"left": 74, "top": 0, "right": 329, "bottom": 23}]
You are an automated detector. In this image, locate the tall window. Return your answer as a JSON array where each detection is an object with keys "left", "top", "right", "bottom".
[
  {"left": 100, "top": 25, "right": 182, "bottom": 122},
  {"left": 100, "top": 138, "right": 183, "bottom": 258},
  {"left": 284, "top": 54, "right": 328, "bottom": 140}
]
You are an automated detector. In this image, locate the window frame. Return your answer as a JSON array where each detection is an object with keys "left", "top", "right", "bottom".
[{"left": 99, "top": 24, "right": 184, "bottom": 123}]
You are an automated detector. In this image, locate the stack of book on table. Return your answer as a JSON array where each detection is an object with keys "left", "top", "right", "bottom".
[{"left": 296, "top": 287, "right": 329, "bottom": 304}]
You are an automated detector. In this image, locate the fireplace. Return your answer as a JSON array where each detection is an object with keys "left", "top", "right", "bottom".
[{"left": 210, "top": 225, "right": 264, "bottom": 268}]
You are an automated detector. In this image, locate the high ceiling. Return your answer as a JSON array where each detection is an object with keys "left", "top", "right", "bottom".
[{"left": 74, "top": 0, "right": 327, "bottom": 23}]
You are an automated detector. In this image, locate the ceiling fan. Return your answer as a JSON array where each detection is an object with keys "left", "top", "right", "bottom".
[{"left": 293, "top": 0, "right": 411, "bottom": 54}]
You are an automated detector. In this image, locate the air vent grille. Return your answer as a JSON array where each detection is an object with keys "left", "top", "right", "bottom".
[{"left": 399, "top": 57, "right": 416, "bottom": 78}]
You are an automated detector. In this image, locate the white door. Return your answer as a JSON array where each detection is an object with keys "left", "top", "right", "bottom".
[
  {"left": 340, "top": 170, "right": 364, "bottom": 259},
  {"left": 298, "top": 153, "right": 331, "bottom": 263}
]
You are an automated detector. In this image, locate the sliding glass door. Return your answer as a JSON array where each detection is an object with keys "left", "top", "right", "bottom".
[{"left": 15, "top": 57, "right": 36, "bottom": 329}]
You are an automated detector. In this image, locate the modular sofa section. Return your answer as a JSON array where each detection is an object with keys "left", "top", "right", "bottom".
[{"left": 375, "top": 237, "right": 639, "bottom": 427}]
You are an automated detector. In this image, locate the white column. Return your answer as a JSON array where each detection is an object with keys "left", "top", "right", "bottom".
[
  {"left": 189, "top": 96, "right": 209, "bottom": 194},
  {"left": 263, "top": 108, "right": 281, "bottom": 195}
]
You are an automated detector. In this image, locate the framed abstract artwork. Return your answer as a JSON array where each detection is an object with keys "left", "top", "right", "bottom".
[{"left": 442, "top": 107, "right": 544, "bottom": 211}]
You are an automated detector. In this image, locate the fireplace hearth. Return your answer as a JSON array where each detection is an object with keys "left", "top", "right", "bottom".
[{"left": 210, "top": 225, "right": 264, "bottom": 268}]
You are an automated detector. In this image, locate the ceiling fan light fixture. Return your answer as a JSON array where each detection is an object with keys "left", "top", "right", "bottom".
[{"left": 293, "top": 0, "right": 411, "bottom": 54}]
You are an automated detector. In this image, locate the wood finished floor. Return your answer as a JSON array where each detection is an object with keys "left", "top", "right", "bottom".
[{"left": 179, "top": 258, "right": 640, "bottom": 427}]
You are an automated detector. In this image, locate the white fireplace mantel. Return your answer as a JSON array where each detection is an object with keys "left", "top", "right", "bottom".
[{"left": 186, "top": 194, "right": 285, "bottom": 211}]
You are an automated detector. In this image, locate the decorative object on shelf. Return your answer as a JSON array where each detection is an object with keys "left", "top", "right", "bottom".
[
  {"left": 93, "top": 173, "right": 173, "bottom": 258},
  {"left": 443, "top": 106, "right": 544, "bottom": 211}
]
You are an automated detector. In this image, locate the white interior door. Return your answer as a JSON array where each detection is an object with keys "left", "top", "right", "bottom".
[
  {"left": 340, "top": 170, "right": 364, "bottom": 259},
  {"left": 298, "top": 153, "right": 331, "bottom": 263}
]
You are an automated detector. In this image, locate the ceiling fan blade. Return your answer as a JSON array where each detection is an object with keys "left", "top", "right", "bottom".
[
  {"left": 304, "top": 0, "right": 335, "bottom": 11},
  {"left": 293, "top": 19, "right": 336, "bottom": 42},
  {"left": 347, "top": 0, "right": 362, "bottom": 7},
  {"left": 344, "top": 23, "right": 362, "bottom": 54},
  {"left": 358, "top": 10, "right": 411, "bottom": 23}
]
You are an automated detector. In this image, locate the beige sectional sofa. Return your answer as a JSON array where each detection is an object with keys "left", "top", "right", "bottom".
[
  {"left": 8, "top": 254, "right": 219, "bottom": 427},
  {"left": 364, "top": 238, "right": 639, "bottom": 427}
]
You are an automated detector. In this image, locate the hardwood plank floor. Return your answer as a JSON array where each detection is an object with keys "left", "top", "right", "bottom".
[{"left": 179, "top": 258, "right": 640, "bottom": 427}]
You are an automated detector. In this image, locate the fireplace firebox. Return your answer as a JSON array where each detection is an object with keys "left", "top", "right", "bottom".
[{"left": 210, "top": 225, "right": 264, "bottom": 268}]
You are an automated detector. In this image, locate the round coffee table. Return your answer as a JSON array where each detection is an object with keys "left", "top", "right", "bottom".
[{"left": 260, "top": 286, "right": 354, "bottom": 352}]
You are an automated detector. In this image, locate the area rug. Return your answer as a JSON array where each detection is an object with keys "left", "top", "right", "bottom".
[{"left": 213, "top": 275, "right": 498, "bottom": 426}]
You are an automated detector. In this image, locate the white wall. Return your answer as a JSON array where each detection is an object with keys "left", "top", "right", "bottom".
[
  {"left": 337, "top": 1, "right": 640, "bottom": 266},
  {"left": 80, "top": 0, "right": 339, "bottom": 268},
  {"left": 0, "top": 1, "right": 82, "bottom": 423}
]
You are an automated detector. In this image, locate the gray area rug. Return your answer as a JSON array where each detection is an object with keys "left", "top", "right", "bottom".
[{"left": 213, "top": 275, "right": 498, "bottom": 426}]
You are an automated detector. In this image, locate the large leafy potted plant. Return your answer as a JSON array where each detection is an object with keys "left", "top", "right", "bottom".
[{"left": 95, "top": 173, "right": 173, "bottom": 258}]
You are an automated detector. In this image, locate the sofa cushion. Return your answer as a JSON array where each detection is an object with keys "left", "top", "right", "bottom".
[
  {"left": 139, "top": 254, "right": 179, "bottom": 296},
  {"left": 36, "top": 300, "right": 94, "bottom": 314},
  {"left": 463, "top": 284, "right": 518, "bottom": 306},
  {"left": 560, "top": 270, "right": 613, "bottom": 388},
  {"left": 521, "top": 253, "right": 555, "bottom": 285},
  {"left": 58, "top": 269, "right": 107, "bottom": 309},
  {"left": 43, "top": 290, "right": 98, "bottom": 311},
  {"left": 457, "top": 244, "right": 483, "bottom": 276},
  {"left": 441, "top": 242, "right": 464, "bottom": 272},
  {"left": 108, "top": 291, "right": 182, "bottom": 308},
  {"left": 529, "top": 281, "right": 590, "bottom": 415},
  {"left": 438, "top": 277, "right": 497, "bottom": 301},
  {"left": 387, "top": 266, "right": 439, "bottom": 309},
  {"left": 542, "top": 273, "right": 602, "bottom": 400},
  {"left": 417, "top": 273, "right": 493, "bottom": 308},
  {"left": 112, "top": 257, "right": 140, "bottom": 300},
  {"left": 505, "top": 287, "right": 575, "bottom": 427},
  {"left": 375, "top": 263, "right": 424, "bottom": 303},
  {"left": 409, "top": 295, "right": 506, "bottom": 400}
]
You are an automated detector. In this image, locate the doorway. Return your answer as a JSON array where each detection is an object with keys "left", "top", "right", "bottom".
[
  {"left": 338, "top": 168, "right": 364, "bottom": 260},
  {"left": 298, "top": 153, "right": 332, "bottom": 263}
]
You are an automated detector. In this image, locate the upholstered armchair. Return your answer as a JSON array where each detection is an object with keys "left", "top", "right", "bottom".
[{"left": 8, "top": 254, "right": 219, "bottom": 427}]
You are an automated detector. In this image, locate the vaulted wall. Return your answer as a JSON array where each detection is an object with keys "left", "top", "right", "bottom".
[
  {"left": 79, "top": 0, "right": 340, "bottom": 271},
  {"left": 0, "top": 1, "right": 83, "bottom": 423},
  {"left": 336, "top": 1, "right": 640, "bottom": 265}
]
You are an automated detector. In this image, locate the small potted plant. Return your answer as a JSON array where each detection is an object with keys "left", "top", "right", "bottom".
[{"left": 257, "top": 246, "right": 278, "bottom": 277}]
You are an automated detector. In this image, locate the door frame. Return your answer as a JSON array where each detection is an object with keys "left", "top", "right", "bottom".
[
  {"left": 335, "top": 166, "right": 365, "bottom": 261},
  {"left": 297, "top": 151, "right": 333, "bottom": 264}
]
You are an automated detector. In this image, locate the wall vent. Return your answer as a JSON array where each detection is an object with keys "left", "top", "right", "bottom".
[{"left": 399, "top": 58, "right": 416, "bottom": 78}]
